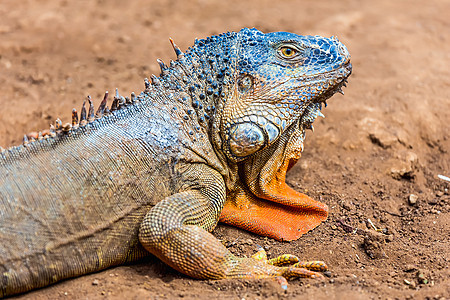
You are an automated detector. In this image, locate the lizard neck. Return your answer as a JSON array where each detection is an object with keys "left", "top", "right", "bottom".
[
  {"left": 154, "top": 31, "right": 238, "bottom": 132},
  {"left": 151, "top": 32, "right": 240, "bottom": 186}
]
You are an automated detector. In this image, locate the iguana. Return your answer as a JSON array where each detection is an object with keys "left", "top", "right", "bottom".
[{"left": 0, "top": 28, "right": 351, "bottom": 297}]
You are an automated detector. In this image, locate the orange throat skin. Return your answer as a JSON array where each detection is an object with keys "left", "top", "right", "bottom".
[{"left": 220, "top": 126, "right": 328, "bottom": 241}]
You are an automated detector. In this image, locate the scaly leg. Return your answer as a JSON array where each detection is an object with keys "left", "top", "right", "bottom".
[{"left": 139, "top": 164, "right": 325, "bottom": 281}]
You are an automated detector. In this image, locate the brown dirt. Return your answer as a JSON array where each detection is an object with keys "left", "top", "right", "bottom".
[{"left": 1, "top": 0, "right": 449, "bottom": 299}]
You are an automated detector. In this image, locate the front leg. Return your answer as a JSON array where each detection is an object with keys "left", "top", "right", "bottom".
[
  {"left": 139, "top": 163, "right": 230, "bottom": 278},
  {"left": 138, "top": 164, "right": 325, "bottom": 280}
]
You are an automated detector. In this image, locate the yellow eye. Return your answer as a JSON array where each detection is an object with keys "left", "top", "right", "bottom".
[{"left": 279, "top": 46, "right": 297, "bottom": 58}]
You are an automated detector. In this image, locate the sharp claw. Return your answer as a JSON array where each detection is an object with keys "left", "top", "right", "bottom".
[
  {"left": 274, "top": 276, "right": 288, "bottom": 290},
  {"left": 281, "top": 265, "right": 326, "bottom": 279},
  {"left": 310, "top": 272, "right": 325, "bottom": 280}
]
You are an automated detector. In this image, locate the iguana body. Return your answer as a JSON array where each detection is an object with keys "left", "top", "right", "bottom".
[{"left": 0, "top": 28, "right": 351, "bottom": 297}]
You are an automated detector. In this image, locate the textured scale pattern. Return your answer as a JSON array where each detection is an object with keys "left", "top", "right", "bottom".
[{"left": 0, "top": 28, "right": 351, "bottom": 297}]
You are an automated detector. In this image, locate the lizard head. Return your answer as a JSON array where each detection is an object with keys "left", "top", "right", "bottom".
[
  {"left": 206, "top": 28, "right": 352, "bottom": 240},
  {"left": 212, "top": 28, "right": 352, "bottom": 163}
]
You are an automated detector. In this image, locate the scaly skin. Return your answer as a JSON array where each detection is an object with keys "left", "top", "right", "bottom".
[{"left": 0, "top": 28, "right": 351, "bottom": 297}]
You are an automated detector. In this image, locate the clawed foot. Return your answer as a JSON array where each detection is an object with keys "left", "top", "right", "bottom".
[{"left": 249, "top": 246, "right": 328, "bottom": 289}]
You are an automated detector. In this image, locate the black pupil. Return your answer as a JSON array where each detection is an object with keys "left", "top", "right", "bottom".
[{"left": 284, "top": 48, "right": 292, "bottom": 55}]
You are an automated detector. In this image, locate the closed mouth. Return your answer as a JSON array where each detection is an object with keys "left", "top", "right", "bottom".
[
  {"left": 314, "top": 61, "right": 352, "bottom": 105},
  {"left": 299, "top": 61, "right": 351, "bottom": 127}
]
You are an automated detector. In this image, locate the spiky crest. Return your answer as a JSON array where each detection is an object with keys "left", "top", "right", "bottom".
[
  {"left": 0, "top": 86, "right": 147, "bottom": 156},
  {"left": 1, "top": 32, "right": 234, "bottom": 155}
]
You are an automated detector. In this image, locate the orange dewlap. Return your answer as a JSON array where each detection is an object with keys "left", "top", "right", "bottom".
[
  {"left": 220, "top": 156, "right": 328, "bottom": 241},
  {"left": 220, "top": 193, "right": 327, "bottom": 241}
]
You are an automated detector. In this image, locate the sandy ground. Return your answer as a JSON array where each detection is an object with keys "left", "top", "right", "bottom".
[{"left": 1, "top": 0, "right": 449, "bottom": 299}]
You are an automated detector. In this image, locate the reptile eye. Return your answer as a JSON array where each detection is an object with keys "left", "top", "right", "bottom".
[{"left": 279, "top": 46, "right": 297, "bottom": 58}]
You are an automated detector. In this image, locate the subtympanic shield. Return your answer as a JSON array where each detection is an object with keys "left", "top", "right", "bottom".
[{"left": 229, "top": 122, "right": 265, "bottom": 157}]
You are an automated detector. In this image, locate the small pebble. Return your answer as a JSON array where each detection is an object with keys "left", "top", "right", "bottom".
[
  {"left": 428, "top": 198, "right": 438, "bottom": 205},
  {"left": 385, "top": 235, "right": 394, "bottom": 242},
  {"left": 299, "top": 160, "right": 308, "bottom": 170},
  {"left": 408, "top": 194, "right": 418, "bottom": 205},
  {"left": 92, "top": 279, "right": 99, "bottom": 286},
  {"left": 404, "top": 264, "right": 417, "bottom": 272}
]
